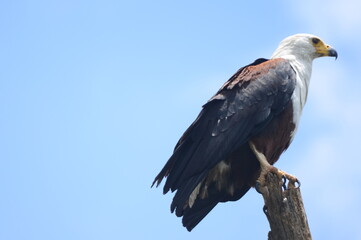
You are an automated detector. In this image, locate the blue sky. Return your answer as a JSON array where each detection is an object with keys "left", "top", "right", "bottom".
[{"left": 1, "top": 1, "right": 361, "bottom": 239}]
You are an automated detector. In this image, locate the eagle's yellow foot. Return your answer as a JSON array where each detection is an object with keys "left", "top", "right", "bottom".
[
  {"left": 255, "top": 165, "right": 300, "bottom": 193},
  {"left": 277, "top": 169, "right": 300, "bottom": 188},
  {"left": 256, "top": 165, "right": 279, "bottom": 187},
  {"left": 249, "top": 142, "right": 300, "bottom": 192}
]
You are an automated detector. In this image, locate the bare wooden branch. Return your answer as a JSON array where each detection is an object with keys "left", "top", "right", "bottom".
[{"left": 259, "top": 172, "right": 312, "bottom": 240}]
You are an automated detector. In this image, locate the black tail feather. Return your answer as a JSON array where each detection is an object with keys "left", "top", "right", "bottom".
[
  {"left": 170, "top": 173, "right": 207, "bottom": 216},
  {"left": 182, "top": 201, "right": 219, "bottom": 232},
  {"left": 181, "top": 184, "right": 251, "bottom": 231}
]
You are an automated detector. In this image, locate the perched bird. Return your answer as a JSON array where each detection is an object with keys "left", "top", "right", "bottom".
[{"left": 152, "top": 34, "right": 337, "bottom": 231}]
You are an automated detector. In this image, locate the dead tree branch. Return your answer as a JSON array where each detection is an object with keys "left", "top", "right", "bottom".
[{"left": 259, "top": 172, "right": 312, "bottom": 240}]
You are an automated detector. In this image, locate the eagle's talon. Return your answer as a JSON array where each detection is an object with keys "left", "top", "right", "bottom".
[
  {"left": 255, "top": 181, "right": 263, "bottom": 194},
  {"left": 282, "top": 175, "right": 287, "bottom": 190},
  {"left": 294, "top": 179, "right": 301, "bottom": 188},
  {"left": 263, "top": 205, "right": 268, "bottom": 215}
]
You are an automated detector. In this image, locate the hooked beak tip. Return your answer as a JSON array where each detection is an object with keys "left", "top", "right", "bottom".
[{"left": 328, "top": 48, "right": 338, "bottom": 60}]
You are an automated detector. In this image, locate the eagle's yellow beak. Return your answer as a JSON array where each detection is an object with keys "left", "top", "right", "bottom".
[{"left": 315, "top": 42, "right": 338, "bottom": 59}]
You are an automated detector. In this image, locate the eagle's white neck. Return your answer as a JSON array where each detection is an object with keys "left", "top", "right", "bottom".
[
  {"left": 271, "top": 50, "right": 314, "bottom": 139},
  {"left": 271, "top": 50, "right": 313, "bottom": 109}
]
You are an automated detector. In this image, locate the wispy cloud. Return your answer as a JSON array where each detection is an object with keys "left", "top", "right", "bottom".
[{"left": 284, "top": 0, "right": 361, "bottom": 40}]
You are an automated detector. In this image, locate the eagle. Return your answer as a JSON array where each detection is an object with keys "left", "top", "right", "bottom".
[{"left": 152, "top": 34, "right": 337, "bottom": 231}]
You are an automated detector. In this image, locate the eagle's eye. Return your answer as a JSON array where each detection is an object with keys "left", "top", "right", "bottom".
[{"left": 312, "top": 38, "right": 320, "bottom": 44}]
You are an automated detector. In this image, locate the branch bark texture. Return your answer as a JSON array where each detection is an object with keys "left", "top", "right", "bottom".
[{"left": 260, "top": 172, "right": 312, "bottom": 240}]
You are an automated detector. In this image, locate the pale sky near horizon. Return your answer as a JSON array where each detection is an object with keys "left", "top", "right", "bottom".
[{"left": 1, "top": 1, "right": 361, "bottom": 239}]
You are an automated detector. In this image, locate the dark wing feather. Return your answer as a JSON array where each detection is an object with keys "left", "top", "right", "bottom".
[
  {"left": 152, "top": 57, "right": 296, "bottom": 225},
  {"left": 151, "top": 58, "right": 269, "bottom": 189}
]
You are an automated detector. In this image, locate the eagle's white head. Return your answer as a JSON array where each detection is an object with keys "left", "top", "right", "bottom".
[
  {"left": 271, "top": 34, "right": 338, "bottom": 126},
  {"left": 271, "top": 34, "right": 337, "bottom": 86},
  {"left": 271, "top": 33, "right": 337, "bottom": 62}
]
